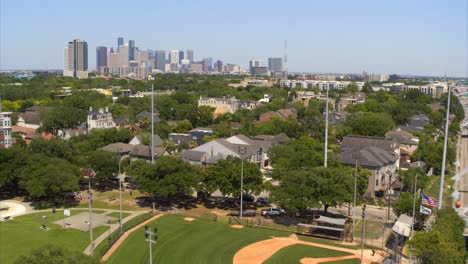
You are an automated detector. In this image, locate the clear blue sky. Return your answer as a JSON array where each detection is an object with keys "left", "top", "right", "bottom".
[{"left": 1, "top": 0, "right": 467, "bottom": 77}]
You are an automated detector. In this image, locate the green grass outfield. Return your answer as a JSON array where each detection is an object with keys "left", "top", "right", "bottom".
[
  {"left": 263, "top": 244, "right": 357, "bottom": 264},
  {"left": 0, "top": 211, "right": 108, "bottom": 263},
  {"left": 106, "top": 214, "right": 357, "bottom": 264}
]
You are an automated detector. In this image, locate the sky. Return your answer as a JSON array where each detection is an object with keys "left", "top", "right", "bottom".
[{"left": 1, "top": 0, "right": 467, "bottom": 77}]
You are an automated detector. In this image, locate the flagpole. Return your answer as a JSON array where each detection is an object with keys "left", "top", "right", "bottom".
[{"left": 438, "top": 77, "right": 450, "bottom": 209}]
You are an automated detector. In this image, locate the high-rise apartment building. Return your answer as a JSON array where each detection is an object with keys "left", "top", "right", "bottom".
[
  {"left": 187, "top": 49, "right": 194, "bottom": 63},
  {"left": 96, "top": 46, "right": 108, "bottom": 73},
  {"left": 63, "top": 39, "right": 88, "bottom": 79},
  {"left": 202, "top": 58, "right": 213, "bottom": 72},
  {"left": 155, "top": 50, "right": 166, "bottom": 71},
  {"left": 0, "top": 97, "right": 12, "bottom": 149},
  {"left": 170, "top": 50, "right": 180, "bottom": 65},
  {"left": 128, "top": 40, "right": 136, "bottom": 61},
  {"left": 117, "top": 37, "right": 124, "bottom": 51},
  {"left": 118, "top": 45, "right": 129, "bottom": 67},
  {"left": 249, "top": 60, "right": 261, "bottom": 74},
  {"left": 268, "top": 58, "right": 282, "bottom": 72}
]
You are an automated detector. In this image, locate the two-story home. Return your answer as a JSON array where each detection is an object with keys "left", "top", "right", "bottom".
[
  {"left": 339, "top": 135, "right": 400, "bottom": 197},
  {"left": 86, "top": 106, "right": 115, "bottom": 132}
]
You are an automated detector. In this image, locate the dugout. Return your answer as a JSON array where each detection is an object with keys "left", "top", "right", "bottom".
[{"left": 297, "top": 215, "right": 349, "bottom": 241}]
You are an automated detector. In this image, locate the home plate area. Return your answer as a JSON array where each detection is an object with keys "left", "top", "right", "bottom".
[{"left": 54, "top": 212, "right": 116, "bottom": 231}]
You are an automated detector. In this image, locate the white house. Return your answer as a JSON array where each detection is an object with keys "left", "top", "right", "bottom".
[{"left": 86, "top": 107, "right": 115, "bottom": 132}]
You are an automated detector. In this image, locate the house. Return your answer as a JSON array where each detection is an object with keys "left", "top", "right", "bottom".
[
  {"left": 180, "top": 134, "right": 282, "bottom": 169},
  {"left": 113, "top": 116, "right": 130, "bottom": 127},
  {"left": 197, "top": 96, "right": 259, "bottom": 118},
  {"left": 136, "top": 110, "right": 160, "bottom": 123},
  {"left": 168, "top": 133, "right": 193, "bottom": 146},
  {"left": 339, "top": 135, "right": 400, "bottom": 197},
  {"left": 86, "top": 106, "right": 115, "bottom": 132},
  {"left": 17, "top": 106, "right": 50, "bottom": 130},
  {"left": 386, "top": 128, "right": 419, "bottom": 155},
  {"left": 337, "top": 92, "right": 366, "bottom": 113},
  {"left": 129, "top": 135, "right": 163, "bottom": 147},
  {"left": 58, "top": 127, "right": 86, "bottom": 140},
  {"left": 294, "top": 91, "right": 336, "bottom": 109},
  {"left": 259, "top": 108, "right": 297, "bottom": 123},
  {"left": 399, "top": 114, "right": 429, "bottom": 133},
  {"left": 189, "top": 127, "right": 213, "bottom": 145},
  {"left": 252, "top": 133, "right": 289, "bottom": 143},
  {"left": 99, "top": 142, "right": 168, "bottom": 161}
]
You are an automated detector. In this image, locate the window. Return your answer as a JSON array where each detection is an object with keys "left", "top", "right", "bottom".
[{"left": 376, "top": 179, "right": 379, "bottom": 186}]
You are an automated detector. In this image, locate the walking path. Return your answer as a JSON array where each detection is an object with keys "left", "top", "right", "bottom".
[
  {"left": 100, "top": 214, "right": 164, "bottom": 262},
  {"left": 83, "top": 210, "right": 148, "bottom": 255},
  {"left": 233, "top": 236, "right": 386, "bottom": 264}
]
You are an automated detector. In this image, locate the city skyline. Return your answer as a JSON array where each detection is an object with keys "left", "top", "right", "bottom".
[{"left": 1, "top": 0, "right": 467, "bottom": 77}]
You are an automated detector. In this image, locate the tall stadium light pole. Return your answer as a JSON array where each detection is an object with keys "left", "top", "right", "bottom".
[
  {"left": 324, "top": 86, "right": 329, "bottom": 167},
  {"left": 240, "top": 156, "right": 244, "bottom": 224},
  {"left": 149, "top": 75, "right": 155, "bottom": 164},
  {"left": 352, "top": 158, "right": 358, "bottom": 242},
  {"left": 438, "top": 80, "right": 451, "bottom": 209},
  {"left": 144, "top": 225, "right": 158, "bottom": 264},
  {"left": 87, "top": 167, "right": 94, "bottom": 256},
  {"left": 118, "top": 156, "right": 126, "bottom": 233}
]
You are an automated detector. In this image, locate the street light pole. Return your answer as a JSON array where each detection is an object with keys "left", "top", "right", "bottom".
[
  {"left": 118, "top": 157, "right": 123, "bottom": 233},
  {"left": 324, "top": 86, "right": 329, "bottom": 167},
  {"left": 352, "top": 159, "right": 358, "bottom": 242},
  {"left": 87, "top": 167, "right": 94, "bottom": 256},
  {"left": 360, "top": 204, "right": 366, "bottom": 263},
  {"left": 438, "top": 80, "right": 451, "bottom": 209},
  {"left": 240, "top": 156, "right": 244, "bottom": 224}
]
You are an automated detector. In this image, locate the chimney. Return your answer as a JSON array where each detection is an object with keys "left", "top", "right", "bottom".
[
  {"left": 99, "top": 108, "right": 104, "bottom": 113},
  {"left": 89, "top": 106, "right": 92, "bottom": 112},
  {"left": 105, "top": 106, "right": 109, "bottom": 112}
]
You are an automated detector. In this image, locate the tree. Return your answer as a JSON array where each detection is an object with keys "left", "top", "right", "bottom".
[
  {"left": 172, "top": 120, "right": 193, "bottom": 133},
  {"left": 129, "top": 156, "right": 201, "bottom": 196},
  {"left": 0, "top": 145, "right": 29, "bottom": 195},
  {"left": 255, "top": 117, "right": 303, "bottom": 138},
  {"left": 204, "top": 156, "right": 263, "bottom": 197},
  {"left": 410, "top": 207, "right": 466, "bottom": 263},
  {"left": 162, "top": 140, "right": 178, "bottom": 154},
  {"left": 86, "top": 150, "right": 119, "bottom": 181},
  {"left": 393, "top": 192, "right": 427, "bottom": 230},
  {"left": 268, "top": 136, "right": 325, "bottom": 180},
  {"left": 40, "top": 106, "right": 86, "bottom": 137},
  {"left": 15, "top": 244, "right": 97, "bottom": 264},
  {"left": 19, "top": 155, "right": 80, "bottom": 200},
  {"left": 399, "top": 168, "right": 430, "bottom": 192},
  {"left": 194, "top": 105, "right": 215, "bottom": 127},
  {"left": 345, "top": 112, "right": 395, "bottom": 137}
]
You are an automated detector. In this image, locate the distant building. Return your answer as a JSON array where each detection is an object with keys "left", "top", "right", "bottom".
[
  {"left": 128, "top": 40, "right": 136, "bottom": 61},
  {"left": 155, "top": 50, "right": 166, "bottom": 71},
  {"left": 367, "top": 73, "right": 389, "bottom": 82},
  {"left": 280, "top": 80, "right": 365, "bottom": 91},
  {"left": 249, "top": 60, "right": 261, "bottom": 74},
  {"left": 86, "top": 106, "right": 115, "bottom": 132},
  {"left": 228, "top": 78, "right": 274, "bottom": 88},
  {"left": 0, "top": 110, "right": 12, "bottom": 149},
  {"left": 223, "top": 64, "right": 241, "bottom": 73},
  {"left": 251, "top": 66, "right": 268, "bottom": 76},
  {"left": 337, "top": 92, "right": 367, "bottom": 112},
  {"left": 178, "top": 50, "right": 184, "bottom": 64},
  {"left": 202, "top": 58, "right": 212, "bottom": 72},
  {"left": 198, "top": 96, "right": 259, "bottom": 117},
  {"left": 96, "top": 46, "right": 107, "bottom": 73},
  {"left": 117, "top": 37, "right": 124, "bottom": 51},
  {"left": 383, "top": 82, "right": 448, "bottom": 98},
  {"left": 259, "top": 108, "right": 297, "bottom": 123},
  {"left": 170, "top": 50, "right": 180, "bottom": 65},
  {"left": 190, "top": 63, "right": 203, "bottom": 73},
  {"left": 63, "top": 39, "right": 88, "bottom": 79},
  {"left": 186, "top": 49, "right": 194, "bottom": 63},
  {"left": 214, "top": 60, "right": 223, "bottom": 72},
  {"left": 268, "top": 58, "right": 282, "bottom": 72}
]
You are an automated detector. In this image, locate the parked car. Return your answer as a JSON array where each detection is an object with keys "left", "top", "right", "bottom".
[
  {"left": 256, "top": 197, "right": 269, "bottom": 205},
  {"left": 261, "top": 207, "right": 285, "bottom": 217},
  {"left": 240, "top": 194, "right": 255, "bottom": 202},
  {"left": 229, "top": 209, "right": 256, "bottom": 217}
]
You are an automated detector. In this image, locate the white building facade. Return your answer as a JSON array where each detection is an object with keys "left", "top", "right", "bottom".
[{"left": 86, "top": 107, "right": 115, "bottom": 132}]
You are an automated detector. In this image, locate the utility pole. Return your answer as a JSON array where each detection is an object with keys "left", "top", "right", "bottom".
[
  {"left": 324, "top": 86, "right": 329, "bottom": 167},
  {"left": 438, "top": 77, "right": 450, "bottom": 209}
]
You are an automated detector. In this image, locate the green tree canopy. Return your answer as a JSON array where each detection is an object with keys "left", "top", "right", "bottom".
[{"left": 15, "top": 244, "right": 97, "bottom": 264}]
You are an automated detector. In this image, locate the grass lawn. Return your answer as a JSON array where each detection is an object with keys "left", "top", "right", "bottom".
[
  {"left": 263, "top": 244, "right": 352, "bottom": 264},
  {"left": 76, "top": 190, "right": 148, "bottom": 211},
  {"left": 326, "top": 259, "right": 361, "bottom": 264},
  {"left": 106, "top": 212, "right": 131, "bottom": 221},
  {"left": 107, "top": 214, "right": 292, "bottom": 264},
  {"left": 353, "top": 220, "right": 385, "bottom": 240},
  {"left": 0, "top": 212, "right": 108, "bottom": 263}
]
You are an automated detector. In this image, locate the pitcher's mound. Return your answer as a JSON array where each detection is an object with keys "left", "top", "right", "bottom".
[
  {"left": 231, "top": 225, "right": 244, "bottom": 229},
  {"left": 184, "top": 217, "right": 196, "bottom": 222}
]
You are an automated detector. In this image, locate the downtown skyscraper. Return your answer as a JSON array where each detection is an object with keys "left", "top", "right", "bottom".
[
  {"left": 63, "top": 39, "right": 88, "bottom": 79},
  {"left": 186, "top": 49, "right": 194, "bottom": 63},
  {"left": 96, "top": 46, "right": 107, "bottom": 73}
]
